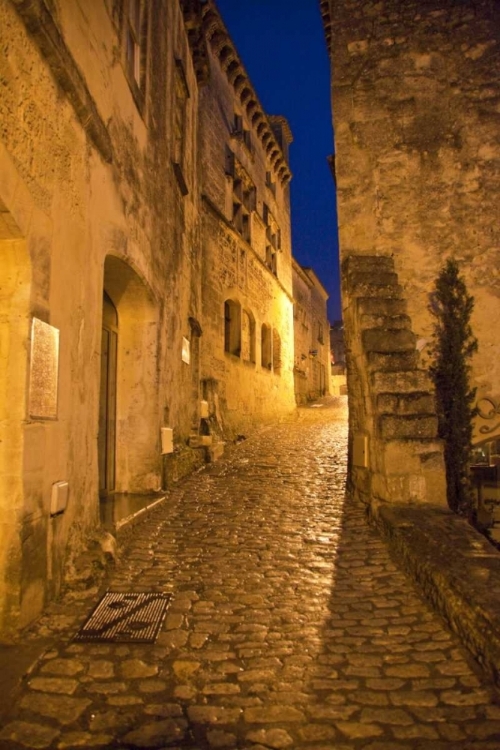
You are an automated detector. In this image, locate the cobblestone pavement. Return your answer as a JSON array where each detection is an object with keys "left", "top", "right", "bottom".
[{"left": 2, "top": 397, "right": 500, "bottom": 749}]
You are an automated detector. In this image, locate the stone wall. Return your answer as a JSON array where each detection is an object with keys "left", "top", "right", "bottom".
[
  {"left": 321, "top": 0, "right": 500, "bottom": 507},
  {"left": 0, "top": 0, "right": 201, "bottom": 638},
  {"left": 198, "top": 31, "right": 296, "bottom": 436},
  {"left": 322, "top": 0, "right": 500, "bottom": 443},
  {"left": 292, "top": 261, "right": 331, "bottom": 404}
]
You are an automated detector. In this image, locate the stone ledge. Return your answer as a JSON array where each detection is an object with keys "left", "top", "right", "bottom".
[{"left": 373, "top": 502, "right": 500, "bottom": 689}]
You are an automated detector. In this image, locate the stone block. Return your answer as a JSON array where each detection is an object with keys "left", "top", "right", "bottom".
[
  {"left": 377, "top": 392, "right": 436, "bottom": 416},
  {"left": 368, "top": 351, "right": 420, "bottom": 372},
  {"left": 362, "top": 328, "right": 416, "bottom": 353},
  {"left": 350, "top": 281, "right": 404, "bottom": 300},
  {"left": 357, "top": 297, "right": 407, "bottom": 317},
  {"left": 360, "top": 313, "right": 412, "bottom": 331},
  {"left": 371, "top": 369, "right": 433, "bottom": 394},
  {"left": 189, "top": 435, "right": 213, "bottom": 448},
  {"left": 208, "top": 442, "right": 225, "bottom": 462},
  {"left": 342, "top": 254, "right": 394, "bottom": 274},
  {"left": 348, "top": 271, "right": 399, "bottom": 288},
  {"left": 379, "top": 415, "right": 438, "bottom": 440}
]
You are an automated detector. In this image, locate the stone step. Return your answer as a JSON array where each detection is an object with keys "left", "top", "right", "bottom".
[
  {"left": 343, "top": 254, "right": 395, "bottom": 274},
  {"left": 360, "top": 313, "right": 412, "bottom": 331},
  {"left": 377, "top": 392, "right": 436, "bottom": 416},
  {"left": 368, "top": 351, "right": 420, "bottom": 372},
  {"left": 357, "top": 298, "right": 407, "bottom": 317},
  {"left": 371, "top": 369, "right": 434, "bottom": 394},
  {"left": 348, "top": 271, "right": 399, "bottom": 288},
  {"left": 379, "top": 414, "right": 438, "bottom": 440},
  {"left": 350, "top": 281, "right": 404, "bottom": 300},
  {"left": 362, "top": 328, "right": 416, "bottom": 354}
]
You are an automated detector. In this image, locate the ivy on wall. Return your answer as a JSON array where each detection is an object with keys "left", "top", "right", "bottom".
[{"left": 429, "top": 258, "right": 478, "bottom": 517}]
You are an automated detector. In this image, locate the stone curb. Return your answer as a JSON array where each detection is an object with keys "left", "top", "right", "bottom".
[{"left": 373, "top": 502, "right": 500, "bottom": 690}]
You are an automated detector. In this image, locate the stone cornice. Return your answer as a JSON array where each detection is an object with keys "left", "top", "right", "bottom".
[
  {"left": 181, "top": 0, "right": 292, "bottom": 186},
  {"left": 319, "top": 0, "right": 333, "bottom": 57}
]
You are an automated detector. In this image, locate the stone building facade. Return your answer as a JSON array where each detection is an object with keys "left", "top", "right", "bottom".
[
  {"left": 196, "top": 7, "right": 296, "bottom": 437},
  {"left": 321, "top": 0, "right": 500, "bottom": 510},
  {"left": 292, "top": 261, "right": 331, "bottom": 404},
  {"left": 0, "top": 0, "right": 301, "bottom": 640}
]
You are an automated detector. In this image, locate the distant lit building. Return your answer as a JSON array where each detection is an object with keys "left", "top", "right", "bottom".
[{"left": 292, "top": 262, "right": 331, "bottom": 403}]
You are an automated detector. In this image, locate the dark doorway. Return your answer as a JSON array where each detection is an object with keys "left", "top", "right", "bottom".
[{"left": 99, "top": 291, "right": 118, "bottom": 496}]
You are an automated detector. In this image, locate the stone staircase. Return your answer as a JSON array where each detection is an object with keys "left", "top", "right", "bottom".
[{"left": 342, "top": 255, "right": 446, "bottom": 511}]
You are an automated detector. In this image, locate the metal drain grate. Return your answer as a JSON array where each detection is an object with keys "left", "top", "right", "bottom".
[{"left": 74, "top": 591, "right": 172, "bottom": 643}]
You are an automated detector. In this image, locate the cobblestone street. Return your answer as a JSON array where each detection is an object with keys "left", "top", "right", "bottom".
[{"left": 1, "top": 397, "right": 500, "bottom": 749}]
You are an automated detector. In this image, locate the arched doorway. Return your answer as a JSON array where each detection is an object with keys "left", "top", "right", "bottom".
[
  {"left": 98, "top": 292, "right": 118, "bottom": 496},
  {"left": 100, "top": 256, "right": 160, "bottom": 496}
]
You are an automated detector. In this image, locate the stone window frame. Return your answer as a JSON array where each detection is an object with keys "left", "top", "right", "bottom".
[
  {"left": 121, "top": 0, "right": 150, "bottom": 114},
  {"left": 224, "top": 299, "right": 241, "bottom": 357},
  {"left": 263, "top": 203, "right": 280, "bottom": 277},
  {"left": 241, "top": 308, "right": 256, "bottom": 365},
  {"left": 272, "top": 328, "right": 282, "bottom": 376},
  {"left": 172, "top": 58, "right": 190, "bottom": 196},
  {"left": 226, "top": 150, "right": 256, "bottom": 245},
  {"left": 261, "top": 324, "right": 272, "bottom": 370},
  {"left": 232, "top": 113, "right": 254, "bottom": 156}
]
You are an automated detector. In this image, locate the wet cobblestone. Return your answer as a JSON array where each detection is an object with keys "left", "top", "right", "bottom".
[{"left": 1, "top": 397, "right": 500, "bottom": 748}]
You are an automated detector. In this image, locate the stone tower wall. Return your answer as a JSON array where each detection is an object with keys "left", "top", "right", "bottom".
[{"left": 323, "top": 0, "right": 500, "bottom": 444}]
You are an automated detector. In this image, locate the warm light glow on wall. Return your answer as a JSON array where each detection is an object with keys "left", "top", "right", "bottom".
[{"left": 28, "top": 317, "right": 60, "bottom": 419}]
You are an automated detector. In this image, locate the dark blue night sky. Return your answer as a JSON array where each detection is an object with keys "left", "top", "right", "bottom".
[{"left": 215, "top": 0, "right": 341, "bottom": 322}]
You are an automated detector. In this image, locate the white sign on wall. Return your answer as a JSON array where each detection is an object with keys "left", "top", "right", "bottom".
[
  {"left": 29, "top": 317, "right": 60, "bottom": 419},
  {"left": 182, "top": 336, "right": 190, "bottom": 364}
]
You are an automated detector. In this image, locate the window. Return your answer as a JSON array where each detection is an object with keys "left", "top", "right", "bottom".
[
  {"left": 261, "top": 324, "right": 272, "bottom": 369},
  {"left": 266, "top": 171, "right": 276, "bottom": 197},
  {"left": 173, "top": 59, "right": 190, "bottom": 195},
  {"left": 263, "top": 204, "right": 280, "bottom": 276},
  {"left": 123, "top": 0, "right": 148, "bottom": 103},
  {"left": 232, "top": 114, "right": 253, "bottom": 154},
  {"left": 241, "top": 310, "right": 256, "bottom": 364},
  {"left": 272, "top": 329, "right": 282, "bottom": 375},
  {"left": 317, "top": 322, "right": 324, "bottom": 344},
  {"left": 224, "top": 300, "right": 241, "bottom": 356},
  {"left": 227, "top": 154, "right": 255, "bottom": 244}
]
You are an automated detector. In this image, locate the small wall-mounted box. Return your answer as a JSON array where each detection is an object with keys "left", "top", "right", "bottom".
[
  {"left": 353, "top": 434, "right": 369, "bottom": 468},
  {"left": 50, "top": 481, "right": 69, "bottom": 516},
  {"left": 161, "top": 427, "right": 174, "bottom": 454},
  {"left": 200, "top": 400, "right": 209, "bottom": 419}
]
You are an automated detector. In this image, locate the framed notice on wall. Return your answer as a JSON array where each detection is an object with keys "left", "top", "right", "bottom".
[{"left": 28, "top": 317, "right": 60, "bottom": 419}]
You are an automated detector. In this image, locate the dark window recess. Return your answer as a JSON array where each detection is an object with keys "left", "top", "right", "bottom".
[
  {"left": 172, "top": 59, "right": 189, "bottom": 195},
  {"left": 229, "top": 157, "right": 255, "bottom": 244},
  {"left": 123, "top": 0, "right": 148, "bottom": 111},
  {"left": 264, "top": 205, "right": 280, "bottom": 277}
]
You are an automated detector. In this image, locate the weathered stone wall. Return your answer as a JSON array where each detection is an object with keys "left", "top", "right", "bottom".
[
  {"left": 323, "top": 0, "right": 500, "bottom": 445},
  {"left": 198, "top": 39, "right": 296, "bottom": 435},
  {"left": 0, "top": 0, "right": 201, "bottom": 638},
  {"left": 292, "top": 261, "right": 331, "bottom": 403}
]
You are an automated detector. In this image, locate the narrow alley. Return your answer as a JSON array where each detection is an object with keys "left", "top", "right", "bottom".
[{"left": 1, "top": 398, "right": 499, "bottom": 750}]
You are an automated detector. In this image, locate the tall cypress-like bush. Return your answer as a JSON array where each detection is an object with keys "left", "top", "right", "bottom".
[{"left": 429, "top": 259, "right": 478, "bottom": 517}]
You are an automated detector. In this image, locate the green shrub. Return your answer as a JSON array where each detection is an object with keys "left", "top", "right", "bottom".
[{"left": 429, "top": 259, "right": 477, "bottom": 517}]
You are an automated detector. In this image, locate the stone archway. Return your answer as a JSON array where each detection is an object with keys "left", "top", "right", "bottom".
[{"left": 101, "top": 256, "right": 160, "bottom": 496}]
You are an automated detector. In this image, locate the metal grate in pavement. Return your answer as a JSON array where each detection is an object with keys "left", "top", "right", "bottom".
[{"left": 74, "top": 591, "right": 172, "bottom": 643}]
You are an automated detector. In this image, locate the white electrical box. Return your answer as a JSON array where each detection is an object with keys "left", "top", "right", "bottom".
[
  {"left": 50, "top": 481, "right": 69, "bottom": 516},
  {"left": 200, "top": 400, "right": 209, "bottom": 419},
  {"left": 161, "top": 427, "right": 174, "bottom": 454}
]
